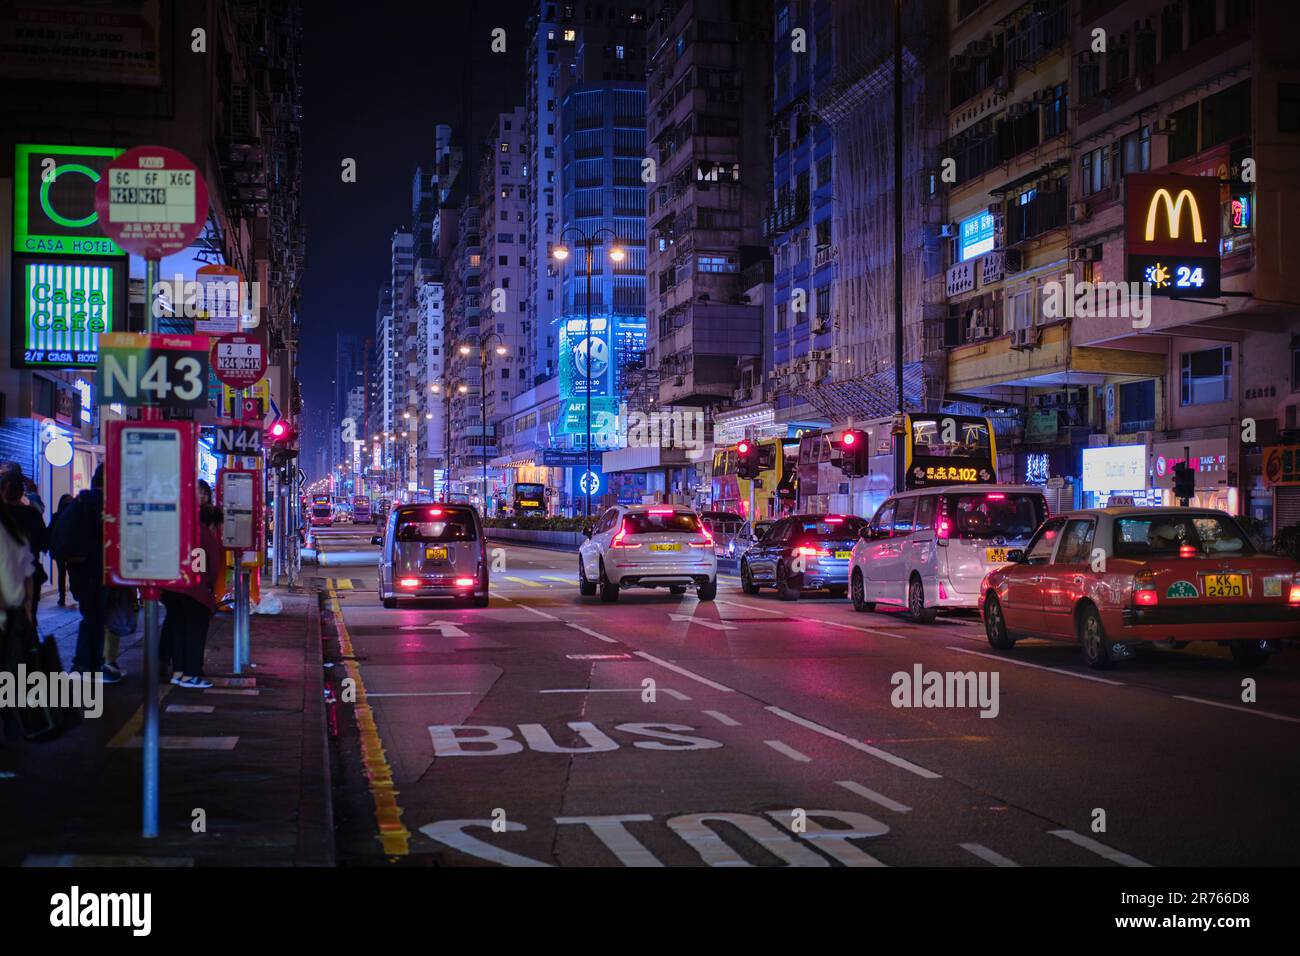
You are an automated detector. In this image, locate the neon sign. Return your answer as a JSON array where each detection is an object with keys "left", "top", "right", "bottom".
[
  {"left": 1125, "top": 174, "right": 1221, "bottom": 298},
  {"left": 13, "top": 144, "right": 125, "bottom": 257},
  {"left": 13, "top": 258, "right": 124, "bottom": 369}
]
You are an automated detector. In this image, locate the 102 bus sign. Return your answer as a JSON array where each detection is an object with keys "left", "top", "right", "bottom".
[{"left": 97, "top": 332, "right": 211, "bottom": 408}]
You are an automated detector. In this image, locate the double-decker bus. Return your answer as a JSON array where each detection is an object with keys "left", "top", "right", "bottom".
[
  {"left": 512, "top": 482, "right": 547, "bottom": 517},
  {"left": 352, "top": 495, "right": 372, "bottom": 523},
  {"left": 310, "top": 493, "right": 333, "bottom": 527},
  {"left": 797, "top": 413, "right": 998, "bottom": 516},
  {"left": 711, "top": 437, "right": 797, "bottom": 520}
]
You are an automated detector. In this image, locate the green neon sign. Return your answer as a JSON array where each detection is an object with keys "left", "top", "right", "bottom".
[{"left": 13, "top": 144, "right": 125, "bottom": 256}]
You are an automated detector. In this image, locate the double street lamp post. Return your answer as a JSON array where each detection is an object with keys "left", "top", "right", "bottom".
[
  {"left": 552, "top": 226, "right": 624, "bottom": 519},
  {"left": 459, "top": 332, "right": 509, "bottom": 515},
  {"left": 430, "top": 378, "right": 469, "bottom": 501}
]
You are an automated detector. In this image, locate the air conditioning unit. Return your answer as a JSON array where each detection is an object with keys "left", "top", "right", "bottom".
[
  {"left": 1003, "top": 249, "right": 1024, "bottom": 272},
  {"left": 1069, "top": 244, "right": 1101, "bottom": 262},
  {"left": 970, "top": 324, "right": 996, "bottom": 341},
  {"left": 1152, "top": 116, "right": 1177, "bottom": 135},
  {"left": 1068, "top": 202, "right": 1091, "bottom": 224},
  {"left": 939, "top": 222, "right": 958, "bottom": 238},
  {"left": 1009, "top": 102, "right": 1030, "bottom": 118},
  {"left": 1010, "top": 326, "right": 1041, "bottom": 349}
]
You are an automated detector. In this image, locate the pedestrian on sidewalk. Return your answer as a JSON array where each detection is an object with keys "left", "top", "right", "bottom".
[
  {"left": 1, "top": 470, "right": 48, "bottom": 632},
  {"left": 162, "top": 481, "right": 222, "bottom": 690},
  {"left": 50, "top": 465, "right": 118, "bottom": 683},
  {"left": 0, "top": 499, "right": 34, "bottom": 742},
  {"left": 52, "top": 494, "right": 75, "bottom": 607}
]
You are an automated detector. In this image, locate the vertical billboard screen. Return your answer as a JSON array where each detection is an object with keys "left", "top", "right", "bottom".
[
  {"left": 12, "top": 257, "right": 125, "bottom": 368},
  {"left": 558, "top": 315, "right": 618, "bottom": 438}
]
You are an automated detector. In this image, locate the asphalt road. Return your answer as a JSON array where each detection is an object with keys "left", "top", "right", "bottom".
[{"left": 312, "top": 524, "right": 1300, "bottom": 867}]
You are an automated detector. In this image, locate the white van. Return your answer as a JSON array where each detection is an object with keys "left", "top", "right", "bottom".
[{"left": 848, "top": 484, "right": 1049, "bottom": 623}]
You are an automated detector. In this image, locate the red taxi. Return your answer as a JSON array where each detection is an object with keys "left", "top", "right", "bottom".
[{"left": 980, "top": 507, "right": 1300, "bottom": 669}]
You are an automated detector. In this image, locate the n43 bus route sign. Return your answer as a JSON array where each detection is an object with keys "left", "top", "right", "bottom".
[
  {"left": 211, "top": 331, "right": 266, "bottom": 389},
  {"left": 97, "top": 332, "right": 210, "bottom": 408}
]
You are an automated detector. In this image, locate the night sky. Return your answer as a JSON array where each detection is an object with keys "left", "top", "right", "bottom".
[{"left": 300, "top": 0, "right": 533, "bottom": 448}]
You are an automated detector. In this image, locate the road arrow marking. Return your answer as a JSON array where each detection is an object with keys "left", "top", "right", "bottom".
[
  {"left": 399, "top": 621, "right": 469, "bottom": 637},
  {"left": 669, "top": 613, "right": 736, "bottom": 631}
]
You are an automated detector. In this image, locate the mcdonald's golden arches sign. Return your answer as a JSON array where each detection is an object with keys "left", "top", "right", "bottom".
[{"left": 1125, "top": 173, "right": 1221, "bottom": 296}]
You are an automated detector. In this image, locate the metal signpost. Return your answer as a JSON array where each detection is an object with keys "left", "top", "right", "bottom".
[{"left": 94, "top": 145, "right": 209, "bottom": 839}]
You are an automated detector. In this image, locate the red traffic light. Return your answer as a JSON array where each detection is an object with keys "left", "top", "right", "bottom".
[
  {"left": 737, "top": 441, "right": 750, "bottom": 455},
  {"left": 269, "top": 420, "right": 288, "bottom": 439},
  {"left": 841, "top": 431, "right": 857, "bottom": 446}
]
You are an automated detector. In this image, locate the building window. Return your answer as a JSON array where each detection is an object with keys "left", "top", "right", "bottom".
[
  {"left": 1081, "top": 144, "right": 1112, "bottom": 196},
  {"left": 1188, "top": 0, "right": 1217, "bottom": 46},
  {"left": 1279, "top": 83, "right": 1300, "bottom": 133},
  {"left": 500, "top": 142, "right": 509, "bottom": 153},
  {"left": 697, "top": 255, "right": 737, "bottom": 273},
  {"left": 1120, "top": 380, "right": 1157, "bottom": 431},
  {"left": 1120, "top": 126, "right": 1150, "bottom": 174},
  {"left": 1043, "top": 83, "right": 1068, "bottom": 139},
  {"left": 1181, "top": 346, "right": 1232, "bottom": 405},
  {"left": 1162, "top": 4, "right": 1184, "bottom": 59},
  {"left": 776, "top": 301, "right": 788, "bottom": 332},
  {"left": 563, "top": 28, "right": 576, "bottom": 41},
  {"left": 615, "top": 45, "right": 624, "bottom": 59},
  {"left": 1167, "top": 103, "right": 1199, "bottom": 162}
]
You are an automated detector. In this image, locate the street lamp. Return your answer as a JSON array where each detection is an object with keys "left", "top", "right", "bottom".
[
  {"left": 429, "top": 379, "right": 470, "bottom": 500},
  {"left": 457, "top": 332, "right": 510, "bottom": 516},
  {"left": 552, "top": 225, "right": 624, "bottom": 519}
]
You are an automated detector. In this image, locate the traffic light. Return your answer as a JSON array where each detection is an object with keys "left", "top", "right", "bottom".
[
  {"left": 736, "top": 440, "right": 758, "bottom": 479},
  {"left": 840, "top": 429, "right": 868, "bottom": 477},
  {"left": 267, "top": 418, "right": 299, "bottom": 469},
  {"left": 1172, "top": 460, "right": 1195, "bottom": 503}
]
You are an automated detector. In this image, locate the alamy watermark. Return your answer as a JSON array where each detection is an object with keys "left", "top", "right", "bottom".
[
  {"left": 1041, "top": 274, "right": 1151, "bottom": 328},
  {"left": 0, "top": 665, "right": 102, "bottom": 719},
  {"left": 618, "top": 401, "right": 706, "bottom": 460},
  {"left": 890, "top": 664, "right": 999, "bottom": 719}
]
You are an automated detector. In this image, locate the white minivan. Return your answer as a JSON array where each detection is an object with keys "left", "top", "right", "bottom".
[{"left": 848, "top": 484, "right": 1048, "bottom": 623}]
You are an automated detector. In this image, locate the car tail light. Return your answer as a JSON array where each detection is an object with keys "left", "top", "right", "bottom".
[
  {"left": 935, "top": 497, "right": 951, "bottom": 545},
  {"left": 795, "top": 544, "right": 830, "bottom": 557},
  {"left": 1179, "top": 544, "right": 1197, "bottom": 558},
  {"left": 824, "top": 515, "right": 844, "bottom": 524},
  {"left": 1290, "top": 575, "right": 1300, "bottom": 605},
  {"left": 612, "top": 520, "right": 640, "bottom": 548},
  {"left": 649, "top": 507, "right": 674, "bottom": 515},
  {"left": 454, "top": 577, "right": 475, "bottom": 587},
  {"left": 1133, "top": 570, "right": 1158, "bottom": 606},
  {"left": 429, "top": 508, "right": 443, "bottom": 516},
  {"left": 986, "top": 493, "right": 1005, "bottom": 500},
  {"left": 690, "top": 527, "right": 715, "bottom": 548},
  {"left": 398, "top": 577, "right": 421, "bottom": 588}
]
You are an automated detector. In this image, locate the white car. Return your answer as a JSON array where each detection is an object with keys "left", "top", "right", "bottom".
[
  {"left": 849, "top": 484, "right": 1049, "bottom": 623},
  {"left": 579, "top": 504, "right": 718, "bottom": 602}
]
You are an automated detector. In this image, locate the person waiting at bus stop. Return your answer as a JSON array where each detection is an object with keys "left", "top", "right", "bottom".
[{"left": 160, "top": 480, "right": 222, "bottom": 689}]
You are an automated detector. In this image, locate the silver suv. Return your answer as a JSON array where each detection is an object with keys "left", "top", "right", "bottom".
[{"left": 375, "top": 502, "right": 489, "bottom": 608}]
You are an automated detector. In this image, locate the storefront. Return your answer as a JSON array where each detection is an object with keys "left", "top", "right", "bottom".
[
  {"left": 1150, "top": 437, "right": 1236, "bottom": 512},
  {"left": 1263, "top": 444, "right": 1300, "bottom": 540},
  {"left": 1081, "top": 443, "right": 1155, "bottom": 508}
]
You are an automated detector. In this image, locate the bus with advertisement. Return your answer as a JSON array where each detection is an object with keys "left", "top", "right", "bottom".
[
  {"left": 352, "top": 495, "right": 372, "bottom": 523},
  {"left": 309, "top": 493, "right": 333, "bottom": 527},
  {"left": 511, "top": 482, "right": 547, "bottom": 517},
  {"left": 797, "top": 413, "right": 999, "bottom": 517},
  {"left": 711, "top": 437, "right": 798, "bottom": 520}
]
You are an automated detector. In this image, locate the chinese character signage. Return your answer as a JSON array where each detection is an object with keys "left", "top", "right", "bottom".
[{"left": 1263, "top": 446, "right": 1300, "bottom": 487}]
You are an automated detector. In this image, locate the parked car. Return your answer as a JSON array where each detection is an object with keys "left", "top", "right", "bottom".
[
  {"left": 741, "top": 513, "right": 869, "bottom": 600},
  {"left": 850, "top": 485, "right": 1048, "bottom": 623},
  {"left": 579, "top": 504, "right": 718, "bottom": 602},
  {"left": 374, "top": 502, "right": 489, "bottom": 608},
  {"left": 981, "top": 506, "right": 1300, "bottom": 669},
  {"left": 726, "top": 518, "right": 775, "bottom": 560}
]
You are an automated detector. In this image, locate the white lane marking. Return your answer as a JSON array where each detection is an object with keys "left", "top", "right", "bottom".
[
  {"left": 1172, "top": 695, "right": 1300, "bottom": 724},
  {"left": 541, "top": 576, "right": 572, "bottom": 583},
  {"left": 566, "top": 622, "right": 621, "bottom": 644},
  {"left": 399, "top": 620, "right": 468, "bottom": 637},
  {"left": 540, "top": 687, "right": 692, "bottom": 701},
  {"left": 365, "top": 691, "right": 473, "bottom": 698},
  {"left": 632, "top": 651, "right": 735, "bottom": 692},
  {"left": 764, "top": 739, "right": 812, "bottom": 762},
  {"left": 702, "top": 709, "right": 740, "bottom": 727},
  {"left": 566, "top": 653, "right": 634, "bottom": 660},
  {"left": 125, "top": 736, "right": 239, "bottom": 750},
  {"left": 714, "top": 599, "right": 785, "bottom": 615},
  {"left": 764, "top": 705, "right": 941, "bottom": 779},
  {"left": 1048, "top": 829, "right": 1151, "bottom": 867},
  {"left": 498, "top": 597, "right": 559, "bottom": 620},
  {"left": 668, "top": 612, "right": 736, "bottom": 631},
  {"left": 796, "top": 617, "right": 907, "bottom": 640},
  {"left": 946, "top": 646, "right": 1127, "bottom": 686},
  {"left": 835, "top": 780, "right": 912, "bottom": 813},
  {"left": 166, "top": 705, "right": 215, "bottom": 714},
  {"left": 960, "top": 842, "right": 1020, "bottom": 867}
]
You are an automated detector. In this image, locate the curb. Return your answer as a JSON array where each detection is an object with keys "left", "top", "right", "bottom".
[{"left": 295, "top": 588, "right": 335, "bottom": 866}]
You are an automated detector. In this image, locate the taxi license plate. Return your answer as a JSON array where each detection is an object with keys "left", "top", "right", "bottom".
[
  {"left": 1203, "top": 573, "right": 1244, "bottom": 598},
  {"left": 986, "top": 547, "right": 1010, "bottom": 563},
  {"left": 835, "top": 550, "right": 852, "bottom": 560},
  {"left": 425, "top": 546, "right": 448, "bottom": 561},
  {"left": 651, "top": 543, "right": 680, "bottom": 552}
]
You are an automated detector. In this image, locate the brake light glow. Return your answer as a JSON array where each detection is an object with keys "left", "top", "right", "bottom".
[
  {"left": 429, "top": 508, "right": 443, "bottom": 516},
  {"left": 795, "top": 545, "right": 830, "bottom": 557},
  {"left": 398, "top": 577, "right": 421, "bottom": 588},
  {"left": 1289, "top": 585, "right": 1300, "bottom": 605},
  {"left": 986, "top": 493, "right": 1005, "bottom": 499},
  {"left": 690, "top": 527, "right": 715, "bottom": 548},
  {"left": 1133, "top": 570, "right": 1158, "bottom": 606},
  {"left": 1179, "top": 544, "right": 1197, "bottom": 558},
  {"left": 454, "top": 577, "right": 475, "bottom": 587},
  {"left": 824, "top": 516, "right": 844, "bottom": 524},
  {"left": 648, "top": 508, "right": 674, "bottom": 515},
  {"left": 612, "top": 520, "right": 641, "bottom": 548}
]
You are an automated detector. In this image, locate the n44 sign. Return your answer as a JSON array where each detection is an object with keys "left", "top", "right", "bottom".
[{"left": 97, "top": 333, "right": 211, "bottom": 409}]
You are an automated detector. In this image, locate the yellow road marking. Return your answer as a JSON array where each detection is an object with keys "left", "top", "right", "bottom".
[
  {"left": 504, "top": 575, "right": 544, "bottom": 588},
  {"left": 330, "top": 578, "right": 354, "bottom": 590},
  {"left": 108, "top": 685, "right": 174, "bottom": 748},
  {"left": 540, "top": 575, "right": 572, "bottom": 583},
  {"left": 329, "top": 585, "right": 409, "bottom": 856}
]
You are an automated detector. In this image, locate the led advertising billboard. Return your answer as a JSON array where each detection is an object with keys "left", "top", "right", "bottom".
[{"left": 558, "top": 315, "right": 618, "bottom": 437}]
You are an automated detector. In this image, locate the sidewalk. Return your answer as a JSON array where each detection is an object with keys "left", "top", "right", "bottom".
[{"left": 0, "top": 579, "right": 332, "bottom": 866}]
